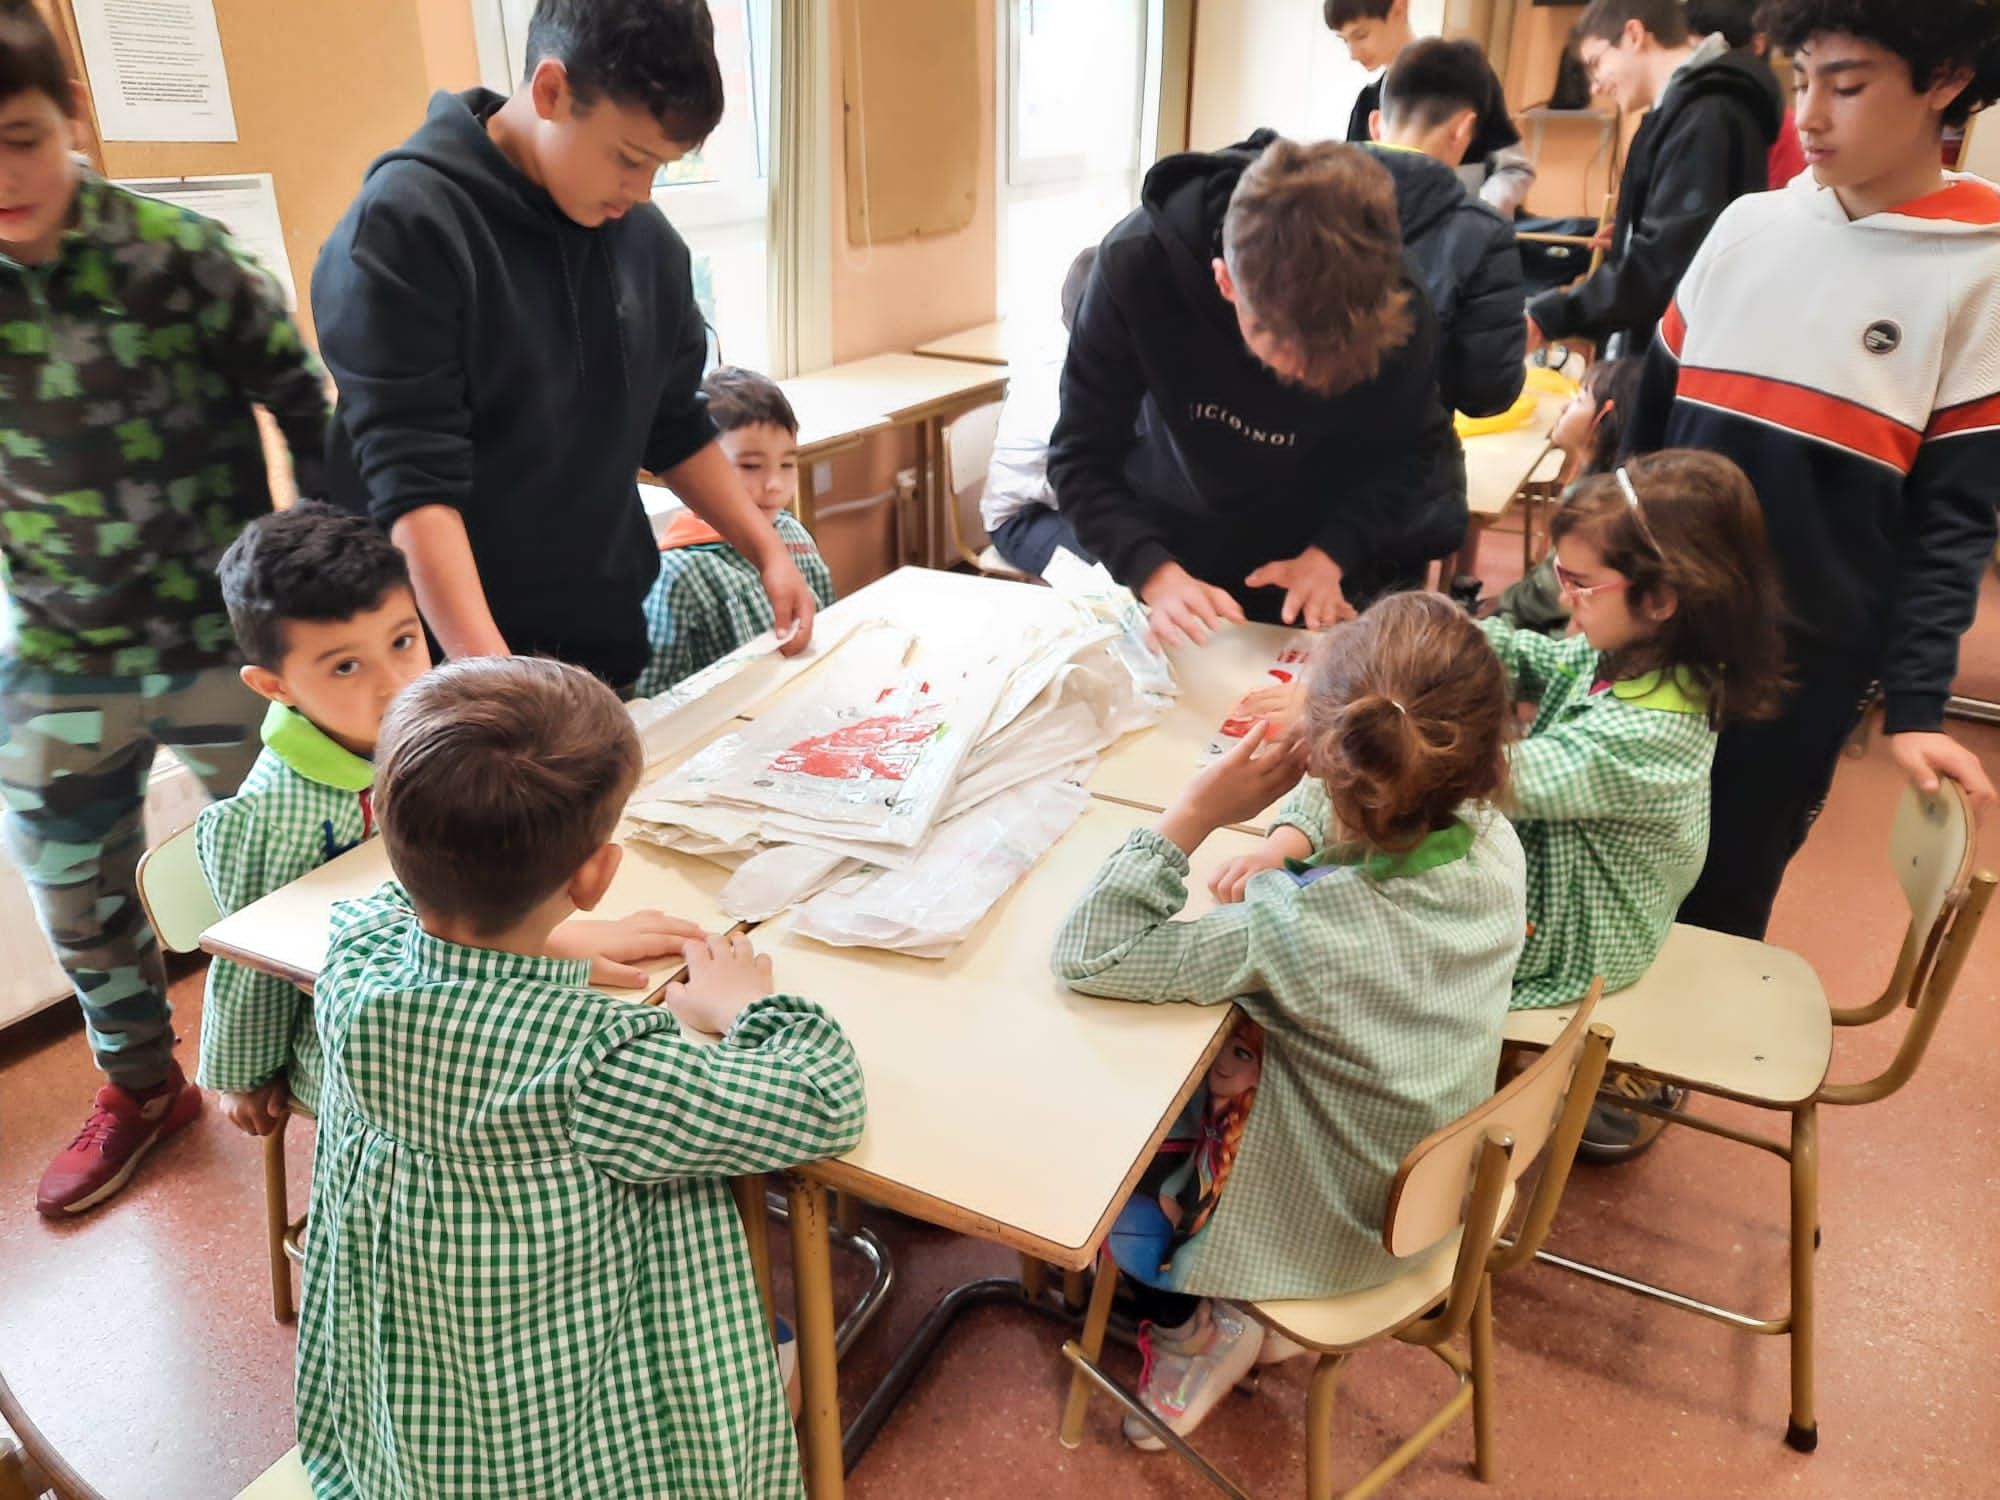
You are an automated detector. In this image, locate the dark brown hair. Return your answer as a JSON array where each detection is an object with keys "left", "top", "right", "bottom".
[
  {"left": 1575, "top": 357, "right": 1644, "bottom": 478},
  {"left": 1303, "top": 591, "right": 1511, "bottom": 853},
  {"left": 374, "top": 656, "right": 642, "bottom": 936},
  {"left": 1578, "top": 0, "right": 1692, "bottom": 48},
  {"left": 1758, "top": 0, "right": 2000, "bottom": 127},
  {"left": 1550, "top": 449, "right": 1787, "bottom": 728},
  {"left": 1221, "top": 140, "right": 1414, "bottom": 396},
  {"left": 701, "top": 364, "right": 797, "bottom": 436},
  {"left": 0, "top": 2, "right": 74, "bottom": 115},
  {"left": 1324, "top": 0, "right": 1396, "bottom": 27},
  {"left": 524, "top": 0, "right": 725, "bottom": 144}
]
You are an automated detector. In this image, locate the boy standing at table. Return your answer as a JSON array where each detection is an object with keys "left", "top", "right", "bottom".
[
  {"left": 0, "top": 4, "right": 332, "bottom": 1217},
  {"left": 312, "top": 0, "right": 815, "bottom": 691},
  {"left": 1324, "top": 0, "right": 1536, "bottom": 214},
  {"left": 296, "top": 655, "right": 865, "bottom": 1496},
  {"left": 1527, "top": 0, "right": 1781, "bottom": 359},
  {"left": 1630, "top": 0, "right": 2000, "bottom": 942},
  {"left": 1050, "top": 136, "right": 1465, "bottom": 646}
]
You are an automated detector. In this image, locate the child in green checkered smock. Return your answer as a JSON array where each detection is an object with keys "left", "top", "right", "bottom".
[
  {"left": 1484, "top": 452, "right": 1785, "bottom": 1159},
  {"left": 637, "top": 366, "right": 836, "bottom": 698},
  {"left": 195, "top": 507, "right": 427, "bottom": 1132},
  {"left": 1052, "top": 592, "right": 1524, "bottom": 1450},
  {"left": 296, "top": 656, "right": 865, "bottom": 1499}
]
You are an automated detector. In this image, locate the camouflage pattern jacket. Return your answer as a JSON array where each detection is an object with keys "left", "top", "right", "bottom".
[{"left": 0, "top": 172, "right": 328, "bottom": 677}]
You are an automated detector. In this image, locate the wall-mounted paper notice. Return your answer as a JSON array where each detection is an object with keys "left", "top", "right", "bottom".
[
  {"left": 73, "top": 0, "right": 238, "bottom": 143},
  {"left": 117, "top": 174, "right": 295, "bottom": 306}
]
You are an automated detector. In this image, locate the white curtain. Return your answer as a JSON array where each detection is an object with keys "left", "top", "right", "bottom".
[{"left": 768, "top": 0, "right": 834, "bottom": 377}]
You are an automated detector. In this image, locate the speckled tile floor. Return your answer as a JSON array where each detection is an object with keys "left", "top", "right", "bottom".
[{"left": 4, "top": 541, "right": 1997, "bottom": 1498}]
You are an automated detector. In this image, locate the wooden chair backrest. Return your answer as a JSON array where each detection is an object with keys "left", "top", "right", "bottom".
[
  {"left": 135, "top": 824, "right": 222, "bottom": 955},
  {"left": 1890, "top": 781, "right": 1975, "bottom": 964},
  {"left": 940, "top": 399, "right": 1005, "bottom": 560},
  {"left": 1384, "top": 986, "right": 1603, "bottom": 1258}
]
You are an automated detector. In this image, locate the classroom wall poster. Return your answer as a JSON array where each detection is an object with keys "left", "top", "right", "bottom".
[
  {"left": 115, "top": 174, "right": 295, "bottom": 307},
  {"left": 73, "top": 0, "right": 238, "bottom": 143}
]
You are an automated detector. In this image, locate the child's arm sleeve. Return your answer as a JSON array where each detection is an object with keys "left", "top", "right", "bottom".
[
  {"left": 568, "top": 997, "right": 866, "bottom": 1183},
  {"left": 193, "top": 801, "right": 310, "bottom": 1094},
  {"left": 1528, "top": 110, "right": 1752, "bottom": 346},
  {"left": 1880, "top": 274, "right": 2000, "bottom": 734},
  {"left": 1050, "top": 828, "right": 1271, "bottom": 1004},
  {"left": 641, "top": 240, "right": 721, "bottom": 474},
  {"left": 1443, "top": 223, "right": 1529, "bottom": 419},
  {"left": 1478, "top": 614, "right": 1573, "bottom": 702},
  {"left": 193, "top": 223, "right": 330, "bottom": 497},
  {"left": 1270, "top": 777, "right": 1332, "bottom": 848},
  {"left": 1507, "top": 713, "right": 1707, "bottom": 823},
  {"left": 310, "top": 179, "right": 473, "bottom": 532},
  {"left": 1045, "top": 264, "right": 1178, "bottom": 593}
]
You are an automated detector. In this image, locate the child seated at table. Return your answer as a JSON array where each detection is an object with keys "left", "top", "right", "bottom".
[
  {"left": 1052, "top": 591, "right": 1524, "bottom": 1448},
  {"left": 1480, "top": 451, "right": 1784, "bottom": 1160},
  {"left": 295, "top": 655, "right": 866, "bottom": 1497},
  {"left": 1490, "top": 356, "right": 1643, "bottom": 633},
  {"left": 198, "top": 505, "right": 695, "bottom": 1136},
  {"left": 635, "top": 366, "right": 837, "bottom": 698}
]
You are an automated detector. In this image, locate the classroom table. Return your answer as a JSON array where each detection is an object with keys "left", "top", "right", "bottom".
[
  {"left": 779, "top": 354, "right": 1009, "bottom": 559},
  {"left": 912, "top": 317, "right": 1034, "bottom": 367},
  {"left": 1452, "top": 374, "right": 1573, "bottom": 584}
]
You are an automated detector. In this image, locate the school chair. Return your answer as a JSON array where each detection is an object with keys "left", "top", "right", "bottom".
[
  {"left": 229, "top": 1448, "right": 309, "bottom": 1499},
  {"left": 1502, "top": 782, "right": 1994, "bottom": 1453},
  {"left": 937, "top": 399, "right": 1033, "bottom": 581},
  {"left": 0, "top": 1367, "right": 102, "bottom": 1500},
  {"left": 136, "top": 826, "right": 311, "bottom": 1325},
  {"left": 1057, "top": 987, "right": 1612, "bottom": 1499}
]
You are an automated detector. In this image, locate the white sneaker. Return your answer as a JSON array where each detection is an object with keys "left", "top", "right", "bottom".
[{"left": 1123, "top": 1300, "right": 1264, "bottom": 1451}]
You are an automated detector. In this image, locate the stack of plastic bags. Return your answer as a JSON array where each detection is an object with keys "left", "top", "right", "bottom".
[{"left": 624, "top": 564, "right": 1174, "bottom": 956}]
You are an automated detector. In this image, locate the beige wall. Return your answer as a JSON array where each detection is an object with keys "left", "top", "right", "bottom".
[{"left": 825, "top": 0, "right": 998, "bottom": 363}]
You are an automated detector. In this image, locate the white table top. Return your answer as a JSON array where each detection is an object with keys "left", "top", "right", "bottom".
[
  {"left": 1462, "top": 386, "right": 1567, "bottom": 518},
  {"left": 913, "top": 318, "right": 1044, "bottom": 368},
  {"left": 1089, "top": 620, "right": 1313, "bottom": 824},
  {"left": 200, "top": 830, "right": 736, "bottom": 995},
  {"left": 782, "top": 353, "right": 1008, "bottom": 426},
  {"left": 759, "top": 798, "right": 1252, "bottom": 1261}
]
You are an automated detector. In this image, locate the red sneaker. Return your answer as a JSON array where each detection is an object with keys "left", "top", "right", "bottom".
[{"left": 36, "top": 1063, "right": 202, "bottom": 1217}]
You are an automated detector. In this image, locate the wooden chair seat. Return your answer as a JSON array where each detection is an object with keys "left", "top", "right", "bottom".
[
  {"left": 1252, "top": 1184, "right": 1516, "bottom": 1354},
  {"left": 1503, "top": 923, "right": 1831, "bottom": 1106}
]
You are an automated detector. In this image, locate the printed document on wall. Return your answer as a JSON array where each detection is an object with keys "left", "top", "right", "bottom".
[
  {"left": 74, "top": 0, "right": 238, "bottom": 143},
  {"left": 116, "top": 174, "right": 294, "bottom": 305}
]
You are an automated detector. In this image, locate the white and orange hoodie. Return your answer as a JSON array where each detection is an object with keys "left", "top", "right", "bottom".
[{"left": 1632, "top": 172, "right": 2000, "bottom": 733}]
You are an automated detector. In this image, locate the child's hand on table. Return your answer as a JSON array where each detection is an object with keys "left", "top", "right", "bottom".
[
  {"left": 1208, "top": 848, "right": 1289, "bottom": 904},
  {"left": 1157, "top": 720, "right": 1307, "bottom": 854},
  {"left": 220, "top": 1078, "right": 291, "bottom": 1137},
  {"left": 550, "top": 910, "right": 710, "bottom": 989},
  {"left": 664, "top": 933, "right": 777, "bottom": 1034}
]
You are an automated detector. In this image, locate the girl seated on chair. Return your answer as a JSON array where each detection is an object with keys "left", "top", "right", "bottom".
[
  {"left": 1051, "top": 590, "right": 1526, "bottom": 1449},
  {"left": 1480, "top": 451, "right": 1786, "bottom": 1162}
]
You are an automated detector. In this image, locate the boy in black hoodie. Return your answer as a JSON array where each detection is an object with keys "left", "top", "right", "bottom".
[
  {"left": 312, "top": 0, "right": 815, "bottom": 691},
  {"left": 1526, "top": 0, "right": 1780, "bottom": 358},
  {"left": 1048, "top": 137, "right": 1464, "bottom": 646},
  {"left": 1366, "top": 38, "right": 1528, "bottom": 419}
]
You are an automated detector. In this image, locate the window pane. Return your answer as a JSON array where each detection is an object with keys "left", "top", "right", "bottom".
[
  {"left": 659, "top": 0, "right": 767, "bottom": 188},
  {"left": 1012, "top": 0, "right": 1144, "bottom": 176}
]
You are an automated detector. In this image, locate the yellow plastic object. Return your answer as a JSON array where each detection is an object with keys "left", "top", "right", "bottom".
[
  {"left": 1524, "top": 364, "right": 1582, "bottom": 398},
  {"left": 1454, "top": 390, "right": 1538, "bottom": 439}
]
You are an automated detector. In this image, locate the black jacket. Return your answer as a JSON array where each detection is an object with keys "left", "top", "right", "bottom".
[
  {"left": 313, "top": 90, "right": 716, "bottom": 687},
  {"left": 1366, "top": 144, "right": 1526, "bottom": 417},
  {"left": 1047, "top": 135, "right": 1465, "bottom": 617},
  {"left": 1529, "top": 39, "right": 1780, "bottom": 353}
]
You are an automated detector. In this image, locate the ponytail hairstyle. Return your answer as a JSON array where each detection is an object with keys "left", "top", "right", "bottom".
[
  {"left": 1303, "top": 591, "right": 1512, "bottom": 853},
  {"left": 1550, "top": 449, "right": 1788, "bottom": 729}
]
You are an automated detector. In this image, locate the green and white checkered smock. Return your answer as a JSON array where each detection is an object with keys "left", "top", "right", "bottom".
[
  {"left": 635, "top": 511, "right": 836, "bottom": 698},
  {"left": 295, "top": 885, "right": 866, "bottom": 1500},
  {"left": 1051, "top": 782, "right": 1525, "bottom": 1303},
  {"left": 194, "top": 703, "right": 374, "bottom": 1111},
  {"left": 1480, "top": 617, "right": 1717, "bottom": 1011}
]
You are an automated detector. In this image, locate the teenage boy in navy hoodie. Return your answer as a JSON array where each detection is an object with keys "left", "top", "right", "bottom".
[
  {"left": 312, "top": 0, "right": 814, "bottom": 691},
  {"left": 1049, "top": 136, "right": 1464, "bottom": 646},
  {"left": 1629, "top": 0, "right": 2000, "bottom": 957}
]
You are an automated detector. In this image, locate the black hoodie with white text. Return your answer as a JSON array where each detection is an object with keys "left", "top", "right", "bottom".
[
  {"left": 313, "top": 89, "right": 717, "bottom": 687},
  {"left": 1047, "top": 134, "right": 1466, "bottom": 615}
]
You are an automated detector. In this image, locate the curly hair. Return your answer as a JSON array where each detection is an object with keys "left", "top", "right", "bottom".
[
  {"left": 524, "top": 0, "right": 726, "bottom": 144},
  {"left": 1757, "top": 0, "right": 2000, "bottom": 126}
]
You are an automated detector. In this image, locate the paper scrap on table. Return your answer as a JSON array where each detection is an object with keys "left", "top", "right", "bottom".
[
  {"left": 75, "top": 0, "right": 237, "bottom": 143},
  {"left": 117, "top": 174, "right": 293, "bottom": 305},
  {"left": 1200, "top": 644, "right": 1311, "bottom": 765}
]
